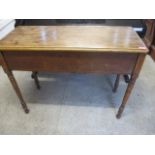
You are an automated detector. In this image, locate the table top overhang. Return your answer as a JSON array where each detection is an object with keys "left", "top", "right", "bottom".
[{"left": 0, "top": 26, "right": 148, "bottom": 53}]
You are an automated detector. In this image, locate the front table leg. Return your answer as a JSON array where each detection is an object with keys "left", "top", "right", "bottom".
[
  {"left": 0, "top": 52, "right": 29, "bottom": 113},
  {"left": 116, "top": 54, "right": 146, "bottom": 119},
  {"left": 6, "top": 71, "right": 29, "bottom": 113},
  {"left": 31, "top": 71, "right": 41, "bottom": 89},
  {"left": 116, "top": 74, "right": 136, "bottom": 118}
]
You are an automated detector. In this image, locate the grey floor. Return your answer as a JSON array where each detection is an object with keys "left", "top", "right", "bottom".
[{"left": 0, "top": 56, "right": 155, "bottom": 135}]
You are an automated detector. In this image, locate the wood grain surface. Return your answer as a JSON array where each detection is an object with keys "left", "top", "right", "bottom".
[{"left": 0, "top": 26, "right": 148, "bottom": 53}]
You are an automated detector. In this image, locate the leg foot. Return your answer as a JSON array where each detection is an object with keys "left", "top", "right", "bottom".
[
  {"left": 24, "top": 108, "right": 30, "bottom": 114},
  {"left": 116, "top": 105, "right": 124, "bottom": 119},
  {"left": 116, "top": 114, "right": 121, "bottom": 119}
]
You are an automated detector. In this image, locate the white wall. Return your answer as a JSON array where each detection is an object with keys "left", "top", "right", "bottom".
[{"left": 0, "top": 19, "right": 15, "bottom": 40}]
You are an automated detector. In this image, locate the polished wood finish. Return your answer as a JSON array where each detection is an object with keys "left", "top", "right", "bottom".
[
  {"left": 0, "top": 26, "right": 148, "bottom": 118},
  {"left": 3, "top": 51, "right": 138, "bottom": 74},
  {"left": 0, "top": 52, "right": 29, "bottom": 113},
  {"left": 116, "top": 54, "right": 146, "bottom": 118},
  {"left": 0, "top": 26, "right": 148, "bottom": 53}
]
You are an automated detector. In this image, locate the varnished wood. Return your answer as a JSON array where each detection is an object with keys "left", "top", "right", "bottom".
[
  {"left": 0, "top": 52, "right": 29, "bottom": 113},
  {"left": 0, "top": 26, "right": 149, "bottom": 118},
  {"left": 116, "top": 54, "right": 146, "bottom": 119},
  {"left": 0, "top": 26, "right": 148, "bottom": 53},
  {"left": 113, "top": 74, "right": 121, "bottom": 93},
  {"left": 3, "top": 51, "right": 138, "bottom": 74}
]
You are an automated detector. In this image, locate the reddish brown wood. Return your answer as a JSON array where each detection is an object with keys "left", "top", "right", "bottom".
[
  {"left": 0, "top": 26, "right": 149, "bottom": 118},
  {"left": 0, "top": 26, "right": 148, "bottom": 53},
  {"left": 150, "top": 45, "right": 155, "bottom": 61},
  {"left": 0, "top": 52, "right": 29, "bottom": 113},
  {"left": 116, "top": 53, "right": 146, "bottom": 118},
  {"left": 113, "top": 74, "right": 121, "bottom": 93},
  {"left": 3, "top": 51, "right": 138, "bottom": 74}
]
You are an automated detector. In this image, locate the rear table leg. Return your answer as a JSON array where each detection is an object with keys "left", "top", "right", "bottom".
[
  {"left": 116, "top": 75, "right": 136, "bottom": 119},
  {"left": 32, "top": 71, "right": 41, "bottom": 89},
  {"left": 113, "top": 74, "right": 120, "bottom": 93}
]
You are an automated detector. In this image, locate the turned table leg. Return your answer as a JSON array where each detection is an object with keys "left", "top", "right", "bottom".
[
  {"left": 113, "top": 74, "right": 120, "bottom": 93},
  {"left": 6, "top": 71, "right": 29, "bottom": 113},
  {"left": 116, "top": 74, "right": 136, "bottom": 118},
  {"left": 31, "top": 71, "right": 41, "bottom": 89},
  {"left": 0, "top": 52, "right": 29, "bottom": 113},
  {"left": 116, "top": 54, "right": 146, "bottom": 119}
]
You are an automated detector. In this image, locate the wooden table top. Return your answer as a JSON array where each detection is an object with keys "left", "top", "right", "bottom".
[{"left": 0, "top": 26, "right": 148, "bottom": 53}]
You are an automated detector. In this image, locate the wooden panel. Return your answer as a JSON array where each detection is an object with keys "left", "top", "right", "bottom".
[
  {"left": 150, "top": 46, "right": 155, "bottom": 61},
  {"left": 3, "top": 51, "right": 138, "bottom": 74},
  {"left": 0, "top": 26, "right": 148, "bottom": 53}
]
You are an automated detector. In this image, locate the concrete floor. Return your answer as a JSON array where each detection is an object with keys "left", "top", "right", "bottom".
[{"left": 0, "top": 56, "right": 155, "bottom": 135}]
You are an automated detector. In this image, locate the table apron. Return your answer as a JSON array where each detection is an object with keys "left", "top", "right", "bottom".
[{"left": 3, "top": 51, "right": 138, "bottom": 74}]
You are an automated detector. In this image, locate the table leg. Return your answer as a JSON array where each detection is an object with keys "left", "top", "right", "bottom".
[
  {"left": 116, "top": 54, "right": 146, "bottom": 119},
  {"left": 116, "top": 74, "right": 136, "bottom": 118},
  {"left": 6, "top": 71, "right": 29, "bottom": 113},
  {"left": 113, "top": 74, "right": 120, "bottom": 93},
  {"left": 31, "top": 71, "right": 41, "bottom": 89},
  {"left": 0, "top": 52, "right": 29, "bottom": 113}
]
